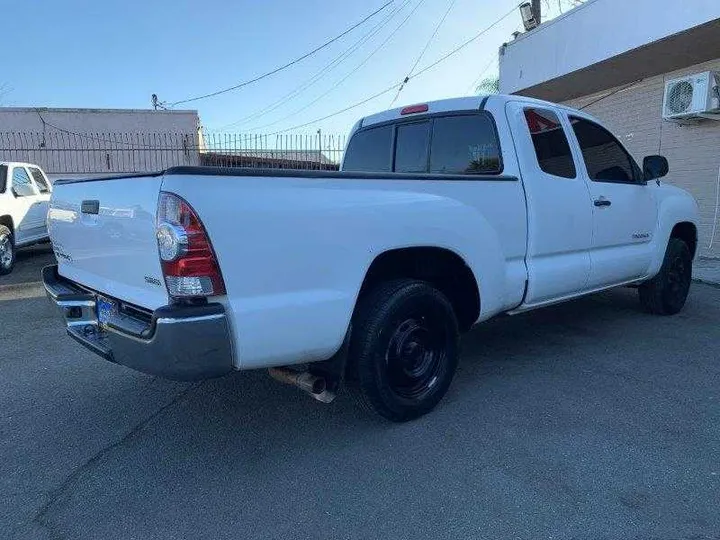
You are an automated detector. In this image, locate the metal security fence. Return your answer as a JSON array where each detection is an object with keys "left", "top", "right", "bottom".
[
  {"left": 200, "top": 132, "right": 346, "bottom": 170},
  {"left": 0, "top": 131, "right": 346, "bottom": 175}
]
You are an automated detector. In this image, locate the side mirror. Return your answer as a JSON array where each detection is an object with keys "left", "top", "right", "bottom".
[{"left": 643, "top": 155, "right": 669, "bottom": 181}]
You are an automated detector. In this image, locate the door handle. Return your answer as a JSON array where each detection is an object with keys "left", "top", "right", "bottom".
[
  {"left": 81, "top": 200, "right": 100, "bottom": 215},
  {"left": 594, "top": 198, "right": 612, "bottom": 207}
]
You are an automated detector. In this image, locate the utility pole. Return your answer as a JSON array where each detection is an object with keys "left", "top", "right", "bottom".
[
  {"left": 151, "top": 94, "right": 167, "bottom": 110},
  {"left": 317, "top": 129, "right": 322, "bottom": 168},
  {"left": 531, "top": 0, "right": 542, "bottom": 24}
]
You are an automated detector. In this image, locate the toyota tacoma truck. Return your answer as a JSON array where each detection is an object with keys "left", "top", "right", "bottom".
[
  {"left": 1, "top": 162, "right": 53, "bottom": 275},
  {"left": 43, "top": 95, "right": 699, "bottom": 421}
]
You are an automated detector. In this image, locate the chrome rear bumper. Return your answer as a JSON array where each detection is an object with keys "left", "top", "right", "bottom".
[{"left": 42, "top": 265, "right": 234, "bottom": 381}]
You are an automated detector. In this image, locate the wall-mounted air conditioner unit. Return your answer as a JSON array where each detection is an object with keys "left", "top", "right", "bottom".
[{"left": 662, "top": 71, "right": 720, "bottom": 121}]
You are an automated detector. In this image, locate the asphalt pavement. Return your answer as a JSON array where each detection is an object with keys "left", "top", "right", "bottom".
[{"left": 1, "top": 247, "right": 719, "bottom": 540}]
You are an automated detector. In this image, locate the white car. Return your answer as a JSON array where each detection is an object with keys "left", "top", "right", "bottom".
[
  {"left": 42, "top": 95, "right": 699, "bottom": 421},
  {"left": 0, "top": 162, "right": 53, "bottom": 275}
]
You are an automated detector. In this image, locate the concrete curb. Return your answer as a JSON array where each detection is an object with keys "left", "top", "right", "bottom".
[{"left": 693, "top": 277, "right": 720, "bottom": 290}]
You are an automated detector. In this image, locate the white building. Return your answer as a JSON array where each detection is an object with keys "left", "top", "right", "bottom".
[
  {"left": 0, "top": 107, "right": 201, "bottom": 181},
  {"left": 499, "top": 0, "right": 720, "bottom": 257}
]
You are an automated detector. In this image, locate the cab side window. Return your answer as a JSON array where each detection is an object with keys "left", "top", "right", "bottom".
[
  {"left": 12, "top": 167, "right": 36, "bottom": 197},
  {"left": 523, "top": 108, "right": 576, "bottom": 179},
  {"left": 569, "top": 116, "right": 640, "bottom": 183}
]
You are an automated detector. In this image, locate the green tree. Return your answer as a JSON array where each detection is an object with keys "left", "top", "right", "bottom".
[{"left": 476, "top": 76, "right": 500, "bottom": 95}]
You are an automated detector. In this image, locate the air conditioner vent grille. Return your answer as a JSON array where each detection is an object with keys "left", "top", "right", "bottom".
[
  {"left": 667, "top": 81, "right": 694, "bottom": 114},
  {"left": 662, "top": 71, "right": 720, "bottom": 121}
]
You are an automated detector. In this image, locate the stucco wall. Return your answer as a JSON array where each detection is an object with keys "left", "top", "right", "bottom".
[
  {"left": 0, "top": 108, "right": 198, "bottom": 134},
  {"left": 500, "top": 0, "right": 720, "bottom": 95},
  {"left": 564, "top": 58, "right": 720, "bottom": 258},
  {"left": 0, "top": 108, "right": 201, "bottom": 176}
]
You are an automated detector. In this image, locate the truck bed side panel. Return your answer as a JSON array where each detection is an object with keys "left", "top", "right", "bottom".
[{"left": 161, "top": 173, "right": 528, "bottom": 369}]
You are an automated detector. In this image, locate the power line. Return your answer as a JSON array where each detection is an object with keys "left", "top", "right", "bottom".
[
  {"left": 270, "top": 3, "right": 520, "bottom": 134},
  {"left": 169, "top": 2, "right": 393, "bottom": 107},
  {"left": 464, "top": 21, "right": 521, "bottom": 95},
  {"left": 32, "top": 112, "right": 181, "bottom": 148},
  {"left": 465, "top": 55, "right": 497, "bottom": 95},
  {"left": 219, "top": 0, "right": 411, "bottom": 130},
  {"left": 409, "top": 4, "right": 518, "bottom": 80},
  {"left": 390, "top": 0, "right": 458, "bottom": 106},
  {"left": 269, "top": 83, "right": 403, "bottom": 135},
  {"left": 244, "top": 0, "right": 427, "bottom": 132},
  {"left": 579, "top": 79, "right": 644, "bottom": 110},
  {"left": 220, "top": 3, "right": 403, "bottom": 128}
]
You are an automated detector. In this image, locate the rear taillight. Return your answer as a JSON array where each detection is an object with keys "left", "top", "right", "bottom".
[{"left": 156, "top": 192, "right": 226, "bottom": 298}]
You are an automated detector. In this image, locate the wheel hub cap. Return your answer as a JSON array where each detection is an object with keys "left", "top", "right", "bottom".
[{"left": 385, "top": 317, "right": 446, "bottom": 400}]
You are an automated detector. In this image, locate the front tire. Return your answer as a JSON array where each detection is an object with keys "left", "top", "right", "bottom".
[
  {"left": 0, "top": 225, "right": 15, "bottom": 276},
  {"left": 639, "top": 238, "right": 692, "bottom": 315},
  {"left": 347, "top": 280, "right": 460, "bottom": 422}
]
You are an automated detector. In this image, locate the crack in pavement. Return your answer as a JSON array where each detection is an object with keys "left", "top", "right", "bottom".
[{"left": 29, "top": 382, "right": 203, "bottom": 537}]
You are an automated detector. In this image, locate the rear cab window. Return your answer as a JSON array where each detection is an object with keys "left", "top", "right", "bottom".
[
  {"left": 342, "top": 125, "right": 392, "bottom": 172},
  {"left": 395, "top": 122, "right": 430, "bottom": 173},
  {"left": 343, "top": 111, "right": 502, "bottom": 176}
]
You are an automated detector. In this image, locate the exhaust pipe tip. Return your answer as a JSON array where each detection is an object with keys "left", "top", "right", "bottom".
[
  {"left": 268, "top": 367, "right": 335, "bottom": 403},
  {"left": 310, "top": 377, "right": 326, "bottom": 395}
]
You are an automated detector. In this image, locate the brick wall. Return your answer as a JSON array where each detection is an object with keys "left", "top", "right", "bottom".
[{"left": 564, "top": 58, "right": 720, "bottom": 258}]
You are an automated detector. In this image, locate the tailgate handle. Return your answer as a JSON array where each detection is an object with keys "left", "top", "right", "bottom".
[{"left": 81, "top": 200, "right": 100, "bottom": 215}]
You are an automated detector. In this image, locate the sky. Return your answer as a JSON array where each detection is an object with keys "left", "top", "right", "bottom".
[{"left": 2, "top": 0, "right": 573, "bottom": 136}]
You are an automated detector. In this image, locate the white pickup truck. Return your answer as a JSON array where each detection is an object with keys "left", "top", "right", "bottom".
[
  {"left": 43, "top": 95, "right": 699, "bottom": 421},
  {"left": 1, "top": 162, "right": 53, "bottom": 275}
]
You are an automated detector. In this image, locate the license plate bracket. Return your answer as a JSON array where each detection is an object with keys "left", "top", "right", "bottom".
[{"left": 97, "top": 296, "right": 118, "bottom": 327}]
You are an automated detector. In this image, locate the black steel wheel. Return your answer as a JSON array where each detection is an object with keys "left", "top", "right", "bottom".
[
  {"left": 347, "top": 279, "right": 460, "bottom": 422},
  {"left": 639, "top": 238, "right": 692, "bottom": 315}
]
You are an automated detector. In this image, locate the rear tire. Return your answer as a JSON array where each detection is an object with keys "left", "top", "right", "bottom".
[
  {"left": 0, "top": 225, "right": 15, "bottom": 276},
  {"left": 346, "top": 279, "right": 460, "bottom": 422},
  {"left": 639, "top": 238, "right": 692, "bottom": 315}
]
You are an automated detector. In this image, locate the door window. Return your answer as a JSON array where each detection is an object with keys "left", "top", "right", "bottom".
[
  {"left": 29, "top": 167, "right": 51, "bottom": 193},
  {"left": 11, "top": 167, "right": 37, "bottom": 197},
  {"left": 524, "top": 108, "right": 576, "bottom": 179},
  {"left": 569, "top": 117, "right": 640, "bottom": 183},
  {"left": 394, "top": 122, "right": 430, "bottom": 173},
  {"left": 430, "top": 115, "right": 501, "bottom": 174}
]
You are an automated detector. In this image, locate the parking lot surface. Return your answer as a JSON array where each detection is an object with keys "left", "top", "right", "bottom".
[{"left": 1, "top": 246, "right": 719, "bottom": 540}]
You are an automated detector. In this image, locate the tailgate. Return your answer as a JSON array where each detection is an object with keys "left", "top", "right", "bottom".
[{"left": 47, "top": 174, "right": 169, "bottom": 310}]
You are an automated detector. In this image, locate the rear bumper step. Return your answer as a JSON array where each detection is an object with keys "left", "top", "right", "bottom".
[{"left": 42, "top": 265, "right": 234, "bottom": 381}]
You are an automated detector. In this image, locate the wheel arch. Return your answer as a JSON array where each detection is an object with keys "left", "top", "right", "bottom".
[
  {"left": 0, "top": 215, "right": 14, "bottom": 235},
  {"left": 670, "top": 221, "right": 697, "bottom": 259},
  {"left": 357, "top": 246, "right": 481, "bottom": 333}
]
